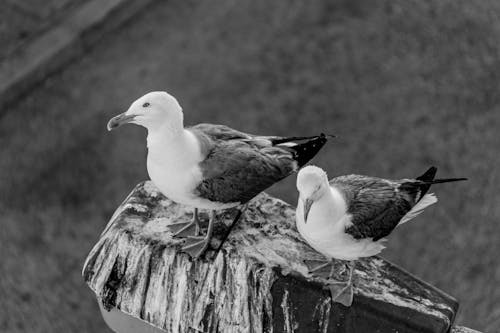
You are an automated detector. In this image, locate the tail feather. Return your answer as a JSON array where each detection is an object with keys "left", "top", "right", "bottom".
[
  {"left": 287, "top": 133, "right": 329, "bottom": 167},
  {"left": 398, "top": 167, "right": 466, "bottom": 226},
  {"left": 413, "top": 166, "right": 467, "bottom": 200},
  {"left": 399, "top": 193, "right": 438, "bottom": 225},
  {"left": 416, "top": 166, "right": 437, "bottom": 182},
  {"left": 416, "top": 166, "right": 467, "bottom": 185},
  {"left": 423, "top": 178, "right": 468, "bottom": 184},
  {"left": 414, "top": 166, "right": 437, "bottom": 199}
]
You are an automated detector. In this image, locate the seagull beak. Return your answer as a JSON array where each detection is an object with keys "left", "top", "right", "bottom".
[
  {"left": 303, "top": 198, "right": 314, "bottom": 223},
  {"left": 107, "top": 112, "right": 136, "bottom": 131}
]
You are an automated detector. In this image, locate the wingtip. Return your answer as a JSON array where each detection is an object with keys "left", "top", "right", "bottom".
[
  {"left": 429, "top": 177, "right": 468, "bottom": 184},
  {"left": 292, "top": 135, "right": 329, "bottom": 167},
  {"left": 417, "top": 166, "right": 438, "bottom": 182}
]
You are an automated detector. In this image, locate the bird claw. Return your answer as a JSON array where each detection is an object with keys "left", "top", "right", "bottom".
[
  {"left": 168, "top": 221, "right": 199, "bottom": 237},
  {"left": 305, "top": 259, "right": 355, "bottom": 306},
  {"left": 304, "top": 258, "right": 328, "bottom": 267},
  {"left": 182, "top": 235, "right": 210, "bottom": 258},
  {"left": 327, "top": 281, "right": 354, "bottom": 307},
  {"left": 303, "top": 259, "right": 334, "bottom": 279}
]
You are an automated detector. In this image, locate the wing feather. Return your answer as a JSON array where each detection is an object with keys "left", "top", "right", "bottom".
[
  {"left": 398, "top": 193, "right": 437, "bottom": 225},
  {"left": 189, "top": 125, "right": 297, "bottom": 203},
  {"left": 330, "top": 175, "right": 416, "bottom": 241}
]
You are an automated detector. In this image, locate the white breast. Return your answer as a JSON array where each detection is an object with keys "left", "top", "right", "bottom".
[
  {"left": 296, "top": 186, "right": 385, "bottom": 260},
  {"left": 146, "top": 130, "right": 201, "bottom": 202},
  {"left": 146, "top": 130, "right": 239, "bottom": 210}
]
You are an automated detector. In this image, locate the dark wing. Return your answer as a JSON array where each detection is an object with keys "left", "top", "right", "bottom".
[
  {"left": 189, "top": 124, "right": 327, "bottom": 204},
  {"left": 330, "top": 175, "right": 419, "bottom": 241},
  {"left": 190, "top": 123, "right": 253, "bottom": 141},
  {"left": 195, "top": 140, "right": 297, "bottom": 203}
]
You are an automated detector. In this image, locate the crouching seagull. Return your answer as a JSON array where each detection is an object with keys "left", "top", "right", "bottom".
[
  {"left": 295, "top": 165, "right": 466, "bottom": 306},
  {"left": 107, "top": 91, "right": 330, "bottom": 258}
]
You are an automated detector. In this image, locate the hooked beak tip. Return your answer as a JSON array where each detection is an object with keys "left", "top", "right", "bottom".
[
  {"left": 106, "top": 121, "right": 115, "bottom": 131},
  {"left": 107, "top": 113, "right": 135, "bottom": 131},
  {"left": 303, "top": 198, "right": 314, "bottom": 223}
]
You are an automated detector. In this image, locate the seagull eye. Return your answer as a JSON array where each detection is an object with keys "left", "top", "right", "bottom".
[{"left": 142, "top": 102, "right": 150, "bottom": 108}]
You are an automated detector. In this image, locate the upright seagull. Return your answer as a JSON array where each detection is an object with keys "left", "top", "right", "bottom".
[
  {"left": 107, "top": 91, "right": 330, "bottom": 258},
  {"left": 295, "top": 165, "right": 466, "bottom": 306}
]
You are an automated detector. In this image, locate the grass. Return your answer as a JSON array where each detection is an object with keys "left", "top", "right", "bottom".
[{"left": 1, "top": 0, "right": 500, "bottom": 331}]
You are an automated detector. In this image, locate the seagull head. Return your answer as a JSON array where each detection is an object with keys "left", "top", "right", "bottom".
[
  {"left": 296, "top": 165, "right": 329, "bottom": 223},
  {"left": 107, "top": 91, "right": 183, "bottom": 132}
]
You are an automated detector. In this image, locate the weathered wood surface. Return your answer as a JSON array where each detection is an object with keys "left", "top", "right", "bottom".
[
  {"left": 97, "top": 304, "right": 481, "bottom": 333},
  {"left": 83, "top": 181, "right": 459, "bottom": 333}
]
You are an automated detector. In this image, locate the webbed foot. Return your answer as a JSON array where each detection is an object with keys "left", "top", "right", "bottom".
[
  {"left": 328, "top": 281, "right": 353, "bottom": 307},
  {"left": 168, "top": 221, "right": 199, "bottom": 237},
  {"left": 180, "top": 210, "right": 216, "bottom": 259},
  {"left": 168, "top": 208, "right": 200, "bottom": 237},
  {"left": 328, "top": 260, "right": 355, "bottom": 307},
  {"left": 304, "top": 259, "right": 334, "bottom": 279},
  {"left": 182, "top": 235, "right": 210, "bottom": 259}
]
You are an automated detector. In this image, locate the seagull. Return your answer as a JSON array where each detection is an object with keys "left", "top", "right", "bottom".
[
  {"left": 107, "top": 91, "right": 330, "bottom": 258},
  {"left": 295, "top": 165, "right": 467, "bottom": 306}
]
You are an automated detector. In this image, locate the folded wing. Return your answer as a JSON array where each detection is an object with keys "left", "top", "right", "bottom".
[
  {"left": 330, "top": 175, "right": 416, "bottom": 241},
  {"left": 189, "top": 124, "right": 327, "bottom": 204}
]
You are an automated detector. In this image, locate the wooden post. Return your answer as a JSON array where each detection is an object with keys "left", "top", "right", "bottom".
[{"left": 83, "top": 181, "right": 470, "bottom": 333}]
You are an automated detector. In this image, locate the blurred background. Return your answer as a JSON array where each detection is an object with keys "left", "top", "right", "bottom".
[{"left": 1, "top": 0, "right": 499, "bottom": 332}]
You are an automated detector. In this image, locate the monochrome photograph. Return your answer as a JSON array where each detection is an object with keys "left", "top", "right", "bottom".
[{"left": 0, "top": 1, "right": 497, "bottom": 332}]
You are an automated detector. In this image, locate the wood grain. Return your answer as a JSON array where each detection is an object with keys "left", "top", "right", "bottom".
[{"left": 83, "top": 181, "right": 458, "bottom": 333}]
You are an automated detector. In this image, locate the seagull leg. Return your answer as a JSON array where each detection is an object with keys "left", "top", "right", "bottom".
[
  {"left": 168, "top": 208, "right": 201, "bottom": 237},
  {"left": 327, "top": 261, "right": 355, "bottom": 307},
  {"left": 182, "top": 210, "right": 216, "bottom": 258},
  {"left": 304, "top": 259, "right": 335, "bottom": 279}
]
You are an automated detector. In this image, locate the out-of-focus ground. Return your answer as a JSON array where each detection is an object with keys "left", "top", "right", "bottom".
[
  {"left": 1, "top": 0, "right": 499, "bottom": 332},
  {"left": 0, "top": 0, "right": 81, "bottom": 61}
]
